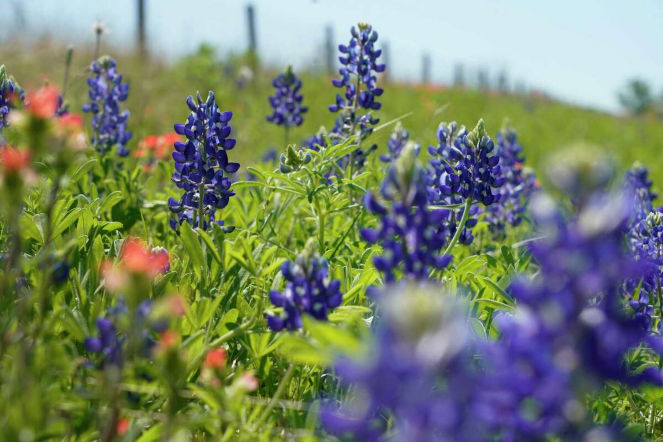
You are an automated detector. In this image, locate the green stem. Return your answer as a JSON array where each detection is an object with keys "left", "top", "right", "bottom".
[
  {"left": 313, "top": 198, "right": 325, "bottom": 253},
  {"left": 443, "top": 197, "right": 473, "bottom": 256},
  {"left": 255, "top": 363, "right": 295, "bottom": 428}
]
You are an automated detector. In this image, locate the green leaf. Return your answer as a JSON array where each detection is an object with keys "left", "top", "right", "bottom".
[
  {"left": 180, "top": 223, "right": 206, "bottom": 277},
  {"left": 197, "top": 228, "right": 222, "bottom": 264}
]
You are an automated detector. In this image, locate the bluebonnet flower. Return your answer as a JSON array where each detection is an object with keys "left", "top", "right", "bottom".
[
  {"left": 327, "top": 23, "right": 385, "bottom": 170},
  {"left": 624, "top": 163, "right": 656, "bottom": 226},
  {"left": 266, "top": 66, "right": 308, "bottom": 128},
  {"left": 82, "top": 56, "right": 132, "bottom": 157},
  {"left": 428, "top": 119, "right": 505, "bottom": 206},
  {"left": 625, "top": 210, "right": 663, "bottom": 332},
  {"left": 322, "top": 283, "right": 482, "bottom": 441},
  {"left": 84, "top": 317, "right": 123, "bottom": 367},
  {"left": 361, "top": 145, "right": 452, "bottom": 282},
  {"left": 52, "top": 260, "right": 70, "bottom": 284},
  {"left": 56, "top": 95, "right": 69, "bottom": 116},
  {"left": 168, "top": 91, "right": 238, "bottom": 232},
  {"left": 379, "top": 122, "right": 419, "bottom": 163},
  {"left": 83, "top": 299, "right": 166, "bottom": 368},
  {"left": 266, "top": 247, "right": 343, "bottom": 331},
  {"left": 427, "top": 120, "right": 504, "bottom": 246},
  {"left": 483, "top": 127, "right": 538, "bottom": 235},
  {"left": 326, "top": 193, "right": 662, "bottom": 441},
  {"left": 0, "top": 65, "right": 23, "bottom": 132}
]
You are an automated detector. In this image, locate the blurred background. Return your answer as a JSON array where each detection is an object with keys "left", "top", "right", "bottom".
[{"left": 1, "top": 0, "right": 662, "bottom": 177}]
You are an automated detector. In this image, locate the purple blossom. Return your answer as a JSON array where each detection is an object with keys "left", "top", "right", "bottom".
[
  {"left": 266, "top": 251, "right": 343, "bottom": 331},
  {"left": 483, "top": 127, "right": 538, "bottom": 235},
  {"left": 624, "top": 163, "right": 656, "bottom": 226},
  {"left": 361, "top": 147, "right": 452, "bottom": 282},
  {"left": 379, "top": 122, "right": 419, "bottom": 163},
  {"left": 266, "top": 66, "right": 308, "bottom": 128},
  {"left": 82, "top": 57, "right": 132, "bottom": 157},
  {"left": 0, "top": 65, "right": 23, "bottom": 132},
  {"left": 168, "top": 91, "right": 237, "bottom": 232},
  {"left": 326, "top": 23, "right": 385, "bottom": 170},
  {"left": 427, "top": 120, "right": 504, "bottom": 245}
]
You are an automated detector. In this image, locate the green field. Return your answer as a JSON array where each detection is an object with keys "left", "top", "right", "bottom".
[{"left": 4, "top": 43, "right": 663, "bottom": 187}]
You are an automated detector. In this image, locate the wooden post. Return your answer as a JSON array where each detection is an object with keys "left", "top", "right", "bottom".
[
  {"left": 137, "top": 0, "right": 146, "bottom": 55},
  {"left": 453, "top": 63, "right": 465, "bottom": 87},
  {"left": 324, "top": 25, "right": 334, "bottom": 75},
  {"left": 477, "top": 68, "right": 489, "bottom": 90},
  {"left": 422, "top": 53, "right": 431, "bottom": 85},
  {"left": 381, "top": 41, "right": 390, "bottom": 82},
  {"left": 247, "top": 4, "right": 257, "bottom": 55},
  {"left": 497, "top": 70, "right": 508, "bottom": 93}
]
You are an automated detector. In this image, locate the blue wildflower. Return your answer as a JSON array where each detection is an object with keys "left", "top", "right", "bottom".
[
  {"left": 82, "top": 56, "right": 132, "bottom": 157},
  {"left": 483, "top": 127, "right": 538, "bottom": 235},
  {"left": 327, "top": 23, "right": 385, "bottom": 169},
  {"left": 84, "top": 318, "right": 123, "bottom": 367},
  {"left": 266, "top": 66, "right": 308, "bottom": 129},
  {"left": 427, "top": 120, "right": 504, "bottom": 246},
  {"left": 168, "top": 91, "right": 238, "bottom": 232},
  {"left": 625, "top": 209, "right": 663, "bottom": 332},
  {"left": 0, "top": 65, "right": 23, "bottom": 132},
  {"left": 83, "top": 299, "right": 165, "bottom": 368},
  {"left": 361, "top": 145, "right": 452, "bottom": 282},
  {"left": 624, "top": 163, "right": 656, "bottom": 226},
  {"left": 379, "top": 122, "right": 419, "bottom": 163},
  {"left": 266, "top": 247, "right": 343, "bottom": 331}
]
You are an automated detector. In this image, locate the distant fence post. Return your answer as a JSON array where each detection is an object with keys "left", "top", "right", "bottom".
[
  {"left": 478, "top": 68, "right": 489, "bottom": 90},
  {"left": 453, "top": 63, "right": 465, "bottom": 88},
  {"left": 422, "top": 53, "right": 431, "bottom": 85},
  {"left": 381, "top": 41, "right": 390, "bottom": 82},
  {"left": 247, "top": 4, "right": 257, "bottom": 55},
  {"left": 137, "top": 0, "right": 146, "bottom": 55},
  {"left": 324, "top": 25, "right": 334, "bottom": 75},
  {"left": 497, "top": 70, "right": 508, "bottom": 93}
]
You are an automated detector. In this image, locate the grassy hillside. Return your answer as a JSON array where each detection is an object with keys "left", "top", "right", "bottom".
[{"left": 3, "top": 42, "right": 663, "bottom": 187}]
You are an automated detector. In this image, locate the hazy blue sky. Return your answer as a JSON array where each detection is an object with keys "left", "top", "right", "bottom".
[{"left": 2, "top": 0, "right": 662, "bottom": 112}]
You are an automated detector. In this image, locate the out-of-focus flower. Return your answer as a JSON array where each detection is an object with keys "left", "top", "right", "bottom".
[
  {"left": 100, "top": 238, "right": 169, "bottom": 291},
  {"left": 204, "top": 348, "right": 227, "bottom": 369},
  {"left": 0, "top": 146, "right": 31, "bottom": 175},
  {"left": 0, "top": 65, "right": 24, "bottom": 131},
  {"left": 52, "top": 260, "right": 70, "bottom": 284},
  {"left": 266, "top": 245, "right": 343, "bottom": 331},
  {"left": 168, "top": 91, "right": 238, "bottom": 232},
  {"left": 82, "top": 56, "right": 132, "bottom": 157},
  {"left": 120, "top": 238, "right": 170, "bottom": 278},
  {"left": 84, "top": 318, "right": 123, "bottom": 367},
  {"left": 238, "top": 372, "right": 258, "bottom": 392},
  {"left": 266, "top": 66, "right": 308, "bottom": 128},
  {"left": 135, "top": 132, "right": 180, "bottom": 170},
  {"left": 116, "top": 418, "right": 129, "bottom": 436},
  {"left": 624, "top": 163, "right": 656, "bottom": 226},
  {"left": 483, "top": 126, "right": 538, "bottom": 235},
  {"left": 26, "top": 85, "right": 60, "bottom": 119},
  {"left": 362, "top": 145, "right": 452, "bottom": 282},
  {"left": 379, "top": 122, "right": 419, "bottom": 163},
  {"left": 158, "top": 330, "right": 179, "bottom": 351}
]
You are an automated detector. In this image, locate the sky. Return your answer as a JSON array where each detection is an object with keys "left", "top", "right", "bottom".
[{"left": 2, "top": 0, "right": 662, "bottom": 112}]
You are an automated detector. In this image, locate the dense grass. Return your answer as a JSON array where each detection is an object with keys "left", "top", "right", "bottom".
[
  {"left": 1, "top": 39, "right": 663, "bottom": 440},
  {"left": 3, "top": 42, "right": 663, "bottom": 186}
]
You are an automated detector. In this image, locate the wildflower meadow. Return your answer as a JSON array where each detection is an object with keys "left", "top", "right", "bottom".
[{"left": 2, "top": 15, "right": 663, "bottom": 442}]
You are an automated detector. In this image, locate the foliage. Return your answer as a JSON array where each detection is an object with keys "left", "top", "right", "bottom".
[{"left": 1, "top": 22, "right": 663, "bottom": 442}]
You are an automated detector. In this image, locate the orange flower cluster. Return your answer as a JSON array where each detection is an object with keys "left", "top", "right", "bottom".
[
  {"left": 101, "top": 237, "right": 170, "bottom": 291},
  {"left": 0, "top": 146, "right": 31, "bottom": 174},
  {"left": 135, "top": 133, "right": 180, "bottom": 170},
  {"left": 26, "top": 85, "right": 60, "bottom": 119}
]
